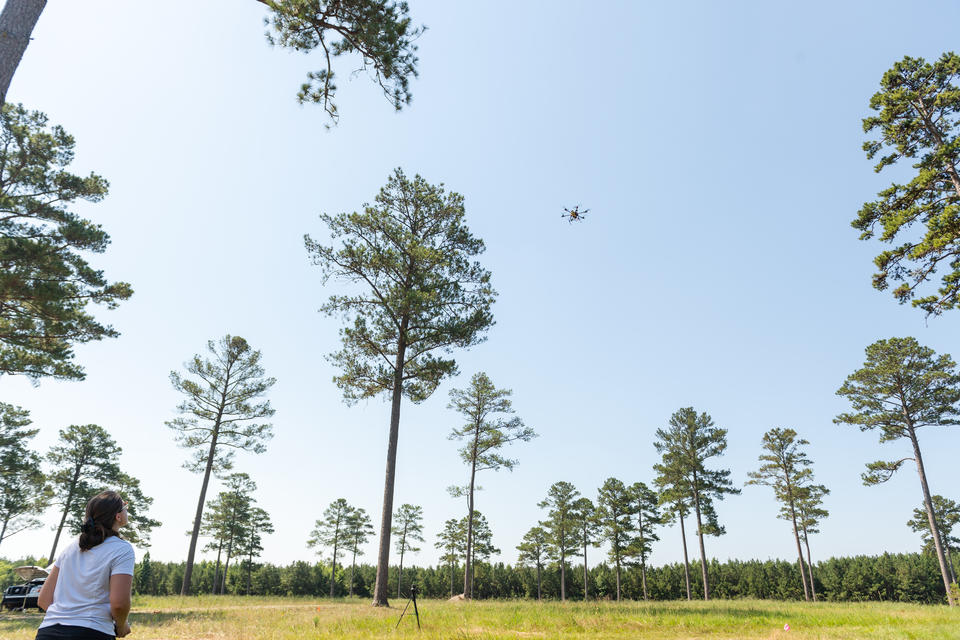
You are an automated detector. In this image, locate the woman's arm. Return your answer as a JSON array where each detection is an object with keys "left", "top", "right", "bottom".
[
  {"left": 109, "top": 573, "right": 133, "bottom": 637},
  {"left": 37, "top": 566, "right": 59, "bottom": 611}
]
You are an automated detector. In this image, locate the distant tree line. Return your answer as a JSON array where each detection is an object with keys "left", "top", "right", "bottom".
[{"left": 2, "top": 552, "right": 951, "bottom": 604}]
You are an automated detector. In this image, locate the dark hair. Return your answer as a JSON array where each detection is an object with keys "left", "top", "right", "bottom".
[{"left": 79, "top": 491, "right": 124, "bottom": 551}]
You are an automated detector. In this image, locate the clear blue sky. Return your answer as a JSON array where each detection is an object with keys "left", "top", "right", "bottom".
[{"left": 3, "top": 0, "right": 959, "bottom": 571}]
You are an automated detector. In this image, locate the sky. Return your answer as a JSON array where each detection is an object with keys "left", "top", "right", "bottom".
[{"left": 2, "top": 0, "right": 960, "bottom": 572}]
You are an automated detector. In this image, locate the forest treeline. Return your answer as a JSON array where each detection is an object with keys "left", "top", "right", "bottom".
[{"left": 3, "top": 553, "right": 956, "bottom": 604}]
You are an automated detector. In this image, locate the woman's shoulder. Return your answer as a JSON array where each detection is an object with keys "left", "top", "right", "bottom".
[{"left": 103, "top": 535, "right": 136, "bottom": 553}]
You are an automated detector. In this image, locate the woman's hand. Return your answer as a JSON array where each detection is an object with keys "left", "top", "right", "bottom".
[{"left": 115, "top": 621, "right": 132, "bottom": 637}]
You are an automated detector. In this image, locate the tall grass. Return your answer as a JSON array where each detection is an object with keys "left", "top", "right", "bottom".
[{"left": 2, "top": 596, "right": 958, "bottom": 639}]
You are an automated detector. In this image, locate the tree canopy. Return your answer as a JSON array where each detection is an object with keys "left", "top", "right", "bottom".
[
  {"left": 855, "top": 52, "right": 960, "bottom": 317},
  {"left": 0, "top": 104, "right": 132, "bottom": 380}
]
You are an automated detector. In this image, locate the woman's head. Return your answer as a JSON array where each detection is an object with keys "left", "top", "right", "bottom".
[{"left": 79, "top": 490, "right": 127, "bottom": 551}]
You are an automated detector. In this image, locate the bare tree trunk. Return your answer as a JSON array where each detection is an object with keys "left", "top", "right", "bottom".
[
  {"left": 0, "top": 0, "right": 46, "bottom": 105},
  {"left": 614, "top": 554, "right": 621, "bottom": 601},
  {"left": 349, "top": 545, "right": 357, "bottom": 596},
  {"left": 371, "top": 329, "right": 407, "bottom": 607},
  {"left": 536, "top": 563, "right": 541, "bottom": 600},
  {"left": 678, "top": 508, "right": 692, "bottom": 601},
  {"left": 49, "top": 469, "right": 79, "bottom": 563},
  {"left": 690, "top": 480, "right": 710, "bottom": 600},
  {"left": 181, "top": 422, "right": 221, "bottom": 595},
  {"left": 329, "top": 536, "right": 338, "bottom": 598},
  {"left": 582, "top": 534, "right": 589, "bottom": 600},
  {"left": 908, "top": 427, "right": 955, "bottom": 606},
  {"left": 559, "top": 548, "right": 566, "bottom": 601},
  {"left": 397, "top": 541, "right": 405, "bottom": 599},
  {"left": 0, "top": 517, "right": 7, "bottom": 551},
  {"left": 212, "top": 539, "right": 223, "bottom": 595},
  {"left": 784, "top": 485, "right": 810, "bottom": 602},
  {"left": 802, "top": 531, "right": 817, "bottom": 602},
  {"left": 463, "top": 425, "right": 479, "bottom": 599}
]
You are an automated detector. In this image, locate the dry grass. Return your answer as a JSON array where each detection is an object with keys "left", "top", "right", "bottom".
[{"left": 1, "top": 596, "right": 958, "bottom": 639}]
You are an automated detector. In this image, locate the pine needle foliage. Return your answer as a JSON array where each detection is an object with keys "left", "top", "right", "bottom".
[
  {"left": 306, "top": 168, "right": 495, "bottom": 606},
  {"left": 0, "top": 104, "right": 132, "bottom": 380},
  {"left": 855, "top": 52, "right": 960, "bottom": 316},
  {"left": 262, "top": 0, "right": 424, "bottom": 126},
  {"left": 167, "top": 334, "right": 276, "bottom": 596}
]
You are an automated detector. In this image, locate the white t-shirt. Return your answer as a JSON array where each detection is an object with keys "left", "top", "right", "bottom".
[{"left": 39, "top": 536, "right": 136, "bottom": 636}]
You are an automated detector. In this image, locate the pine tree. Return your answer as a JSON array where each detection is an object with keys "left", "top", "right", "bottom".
[
  {"left": 745, "top": 428, "right": 817, "bottom": 601},
  {"left": 538, "top": 481, "right": 581, "bottom": 601},
  {"left": 516, "top": 526, "right": 548, "bottom": 600},
  {"left": 434, "top": 518, "right": 464, "bottom": 597},
  {"left": 836, "top": 337, "right": 959, "bottom": 605},
  {"left": 654, "top": 461, "right": 693, "bottom": 600},
  {"left": 345, "top": 508, "right": 374, "bottom": 596},
  {"left": 46, "top": 424, "right": 121, "bottom": 562},
  {"left": 654, "top": 407, "right": 739, "bottom": 600},
  {"left": 795, "top": 482, "right": 829, "bottom": 601},
  {"left": 391, "top": 503, "right": 424, "bottom": 598},
  {"left": 596, "top": 477, "right": 635, "bottom": 601},
  {"left": 627, "top": 482, "right": 661, "bottom": 601},
  {"left": 166, "top": 335, "right": 275, "bottom": 595},
  {"left": 0, "top": 403, "right": 49, "bottom": 549},
  {"left": 907, "top": 495, "right": 960, "bottom": 585},
  {"left": 447, "top": 372, "right": 535, "bottom": 599},
  {"left": 570, "top": 497, "right": 600, "bottom": 600},
  {"left": 307, "top": 169, "right": 495, "bottom": 606},
  {"left": 307, "top": 498, "right": 353, "bottom": 598},
  {"left": 0, "top": 104, "right": 132, "bottom": 380}
]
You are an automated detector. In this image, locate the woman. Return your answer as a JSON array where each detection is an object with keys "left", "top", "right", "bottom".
[{"left": 36, "top": 491, "right": 135, "bottom": 639}]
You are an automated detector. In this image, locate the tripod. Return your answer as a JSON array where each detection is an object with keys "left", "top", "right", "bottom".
[{"left": 395, "top": 584, "right": 421, "bottom": 630}]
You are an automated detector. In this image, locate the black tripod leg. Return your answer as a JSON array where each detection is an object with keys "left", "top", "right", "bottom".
[
  {"left": 395, "top": 598, "right": 412, "bottom": 629},
  {"left": 412, "top": 596, "right": 421, "bottom": 630}
]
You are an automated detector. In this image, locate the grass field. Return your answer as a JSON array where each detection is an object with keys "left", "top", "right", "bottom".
[{"left": 2, "top": 596, "right": 959, "bottom": 639}]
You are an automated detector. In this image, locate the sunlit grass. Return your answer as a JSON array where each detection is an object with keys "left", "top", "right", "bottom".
[{"left": 1, "top": 596, "right": 958, "bottom": 639}]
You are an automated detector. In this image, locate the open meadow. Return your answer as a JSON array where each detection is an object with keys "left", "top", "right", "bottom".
[{"left": 2, "top": 597, "right": 959, "bottom": 640}]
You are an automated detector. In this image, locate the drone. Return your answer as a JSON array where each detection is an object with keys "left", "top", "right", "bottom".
[{"left": 562, "top": 205, "right": 590, "bottom": 223}]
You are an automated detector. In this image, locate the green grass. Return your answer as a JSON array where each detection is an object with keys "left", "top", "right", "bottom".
[{"left": 1, "top": 596, "right": 958, "bottom": 639}]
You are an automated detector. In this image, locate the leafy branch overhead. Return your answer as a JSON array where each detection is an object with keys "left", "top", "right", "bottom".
[{"left": 261, "top": 0, "right": 424, "bottom": 125}]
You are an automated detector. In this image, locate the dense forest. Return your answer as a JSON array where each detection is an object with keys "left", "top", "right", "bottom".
[{"left": 3, "top": 553, "right": 957, "bottom": 604}]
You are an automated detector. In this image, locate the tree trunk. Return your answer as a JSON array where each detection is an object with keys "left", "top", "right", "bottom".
[
  {"left": 449, "top": 558, "right": 454, "bottom": 597},
  {"left": 0, "top": 517, "right": 7, "bottom": 550},
  {"left": 784, "top": 482, "right": 810, "bottom": 602},
  {"left": 536, "top": 562, "right": 542, "bottom": 600},
  {"left": 690, "top": 480, "right": 710, "bottom": 600},
  {"left": 582, "top": 534, "right": 589, "bottom": 600},
  {"left": 907, "top": 427, "right": 955, "bottom": 606},
  {"left": 371, "top": 327, "right": 407, "bottom": 607},
  {"left": 49, "top": 468, "right": 79, "bottom": 563},
  {"left": 614, "top": 553, "right": 621, "bottom": 601},
  {"left": 638, "top": 511, "right": 648, "bottom": 601},
  {"left": 213, "top": 539, "right": 223, "bottom": 595},
  {"left": 330, "top": 537, "right": 338, "bottom": 598},
  {"left": 678, "top": 507, "right": 692, "bottom": 601},
  {"left": 463, "top": 423, "right": 479, "bottom": 599},
  {"left": 221, "top": 536, "right": 234, "bottom": 595},
  {"left": 349, "top": 546, "right": 357, "bottom": 596},
  {"left": 181, "top": 421, "right": 221, "bottom": 595},
  {"left": 802, "top": 531, "right": 817, "bottom": 602},
  {"left": 559, "top": 547, "right": 566, "bottom": 601},
  {"left": 397, "top": 523, "right": 407, "bottom": 600},
  {"left": 0, "top": 0, "right": 46, "bottom": 105}
]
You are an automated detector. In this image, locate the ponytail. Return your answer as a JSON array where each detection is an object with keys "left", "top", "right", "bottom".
[{"left": 79, "top": 491, "right": 124, "bottom": 551}]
